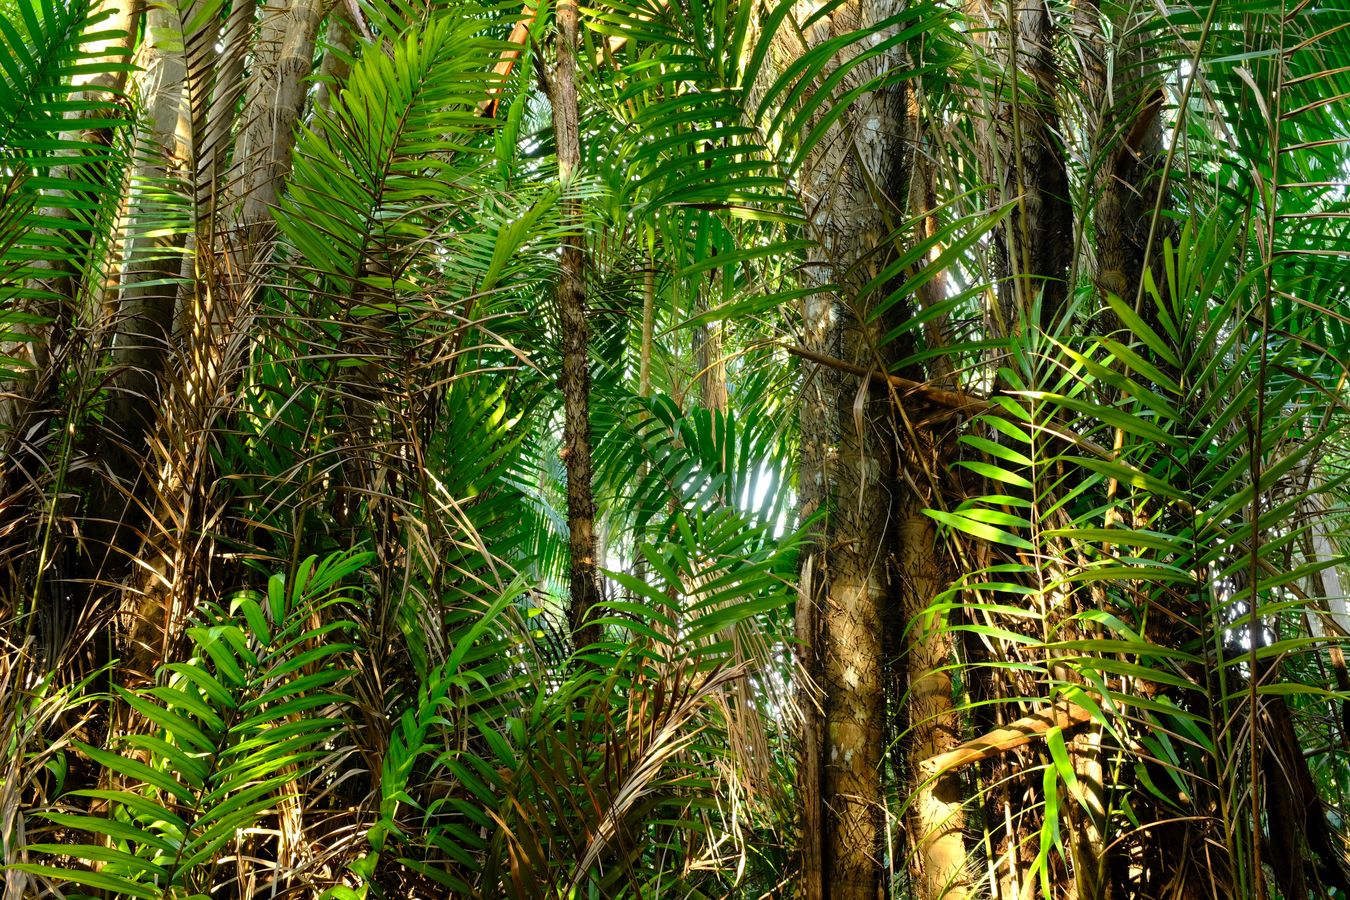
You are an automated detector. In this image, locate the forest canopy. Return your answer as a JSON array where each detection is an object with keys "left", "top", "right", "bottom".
[{"left": 2, "top": 0, "right": 1350, "bottom": 896}]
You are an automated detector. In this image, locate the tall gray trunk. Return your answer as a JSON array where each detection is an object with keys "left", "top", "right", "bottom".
[{"left": 230, "top": 0, "right": 324, "bottom": 237}]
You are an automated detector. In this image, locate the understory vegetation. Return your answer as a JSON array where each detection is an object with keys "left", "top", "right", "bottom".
[{"left": 1, "top": 0, "right": 1349, "bottom": 895}]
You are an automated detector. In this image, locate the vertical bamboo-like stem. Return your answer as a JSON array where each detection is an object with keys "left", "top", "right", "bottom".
[
  {"left": 551, "top": 0, "right": 602, "bottom": 651},
  {"left": 639, "top": 244, "right": 655, "bottom": 400}
]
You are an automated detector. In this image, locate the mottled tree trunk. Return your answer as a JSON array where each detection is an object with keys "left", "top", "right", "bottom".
[
  {"left": 789, "top": 1, "right": 968, "bottom": 896},
  {"left": 103, "top": 0, "right": 190, "bottom": 489},
  {"left": 313, "top": 1, "right": 361, "bottom": 125},
  {"left": 1077, "top": 2, "right": 1170, "bottom": 324},
  {"left": 796, "top": 277, "right": 837, "bottom": 900},
  {"left": 94, "top": 1, "right": 194, "bottom": 678},
  {"left": 551, "top": 0, "right": 602, "bottom": 651},
  {"left": 965, "top": 1, "right": 1077, "bottom": 895},
  {"left": 900, "top": 494, "right": 970, "bottom": 899},
  {"left": 230, "top": 0, "right": 324, "bottom": 237},
  {"left": 975, "top": 0, "right": 1073, "bottom": 333},
  {"left": 120, "top": 0, "right": 323, "bottom": 675},
  {"left": 695, "top": 313, "right": 727, "bottom": 412}
]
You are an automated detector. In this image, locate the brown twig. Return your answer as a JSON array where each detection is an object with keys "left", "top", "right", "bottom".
[
  {"left": 919, "top": 700, "right": 1095, "bottom": 778},
  {"left": 782, "top": 344, "right": 990, "bottom": 415}
]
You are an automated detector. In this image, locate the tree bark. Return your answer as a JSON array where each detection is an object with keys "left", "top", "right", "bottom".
[
  {"left": 1073, "top": 10, "right": 1175, "bottom": 897},
  {"left": 974, "top": 0, "right": 1073, "bottom": 333},
  {"left": 313, "top": 1, "right": 361, "bottom": 126},
  {"left": 964, "top": 2, "right": 1080, "bottom": 895},
  {"left": 551, "top": 0, "right": 602, "bottom": 651},
  {"left": 900, "top": 498, "right": 970, "bottom": 899},
  {"left": 695, "top": 312, "right": 727, "bottom": 413},
  {"left": 102, "top": 0, "right": 190, "bottom": 495},
  {"left": 796, "top": 275, "right": 836, "bottom": 900},
  {"left": 896, "top": 113, "right": 969, "bottom": 898},
  {"left": 229, "top": 0, "right": 324, "bottom": 238},
  {"left": 1078, "top": 4, "right": 1171, "bottom": 332},
  {"left": 787, "top": 1, "right": 969, "bottom": 896},
  {"left": 84, "top": 0, "right": 196, "bottom": 680}
]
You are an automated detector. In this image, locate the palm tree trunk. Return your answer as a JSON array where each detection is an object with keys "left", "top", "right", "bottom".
[
  {"left": 117, "top": 0, "right": 321, "bottom": 676},
  {"left": 551, "top": 0, "right": 602, "bottom": 650},
  {"left": 313, "top": 1, "right": 360, "bottom": 124},
  {"left": 789, "top": 2, "right": 970, "bottom": 896},
  {"left": 900, "top": 484, "right": 970, "bottom": 898},
  {"left": 230, "top": 0, "right": 324, "bottom": 237},
  {"left": 900, "top": 95, "right": 970, "bottom": 900},
  {"left": 103, "top": 0, "right": 190, "bottom": 488},
  {"left": 1079, "top": 5, "right": 1170, "bottom": 323},
  {"left": 975, "top": 0, "right": 1073, "bottom": 332},
  {"left": 796, "top": 278, "right": 837, "bottom": 900},
  {"left": 695, "top": 316, "right": 727, "bottom": 412},
  {"left": 966, "top": 2, "right": 1077, "bottom": 893},
  {"left": 90, "top": 1, "right": 194, "bottom": 679},
  {"left": 695, "top": 273, "right": 727, "bottom": 411}
]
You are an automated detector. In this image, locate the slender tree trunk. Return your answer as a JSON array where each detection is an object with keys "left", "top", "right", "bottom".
[
  {"left": 639, "top": 248, "right": 655, "bottom": 400},
  {"left": 975, "top": 0, "right": 1073, "bottom": 333},
  {"left": 1077, "top": 3, "right": 1170, "bottom": 324},
  {"left": 695, "top": 315, "right": 727, "bottom": 412},
  {"left": 1073, "top": 11, "right": 1173, "bottom": 897},
  {"left": 119, "top": 0, "right": 321, "bottom": 676},
  {"left": 796, "top": 275, "right": 836, "bottom": 900},
  {"left": 795, "top": 123, "right": 892, "bottom": 900},
  {"left": 695, "top": 272, "right": 727, "bottom": 411},
  {"left": 551, "top": 0, "right": 602, "bottom": 650},
  {"left": 900, "top": 495, "right": 970, "bottom": 899},
  {"left": 900, "top": 95, "right": 970, "bottom": 900},
  {"left": 102, "top": 0, "right": 190, "bottom": 484},
  {"left": 89, "top": 0, "right": 195, "bottom": 679},
  {"left": 965, "top": 1, "right": 1076, "bottom": 894}
]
